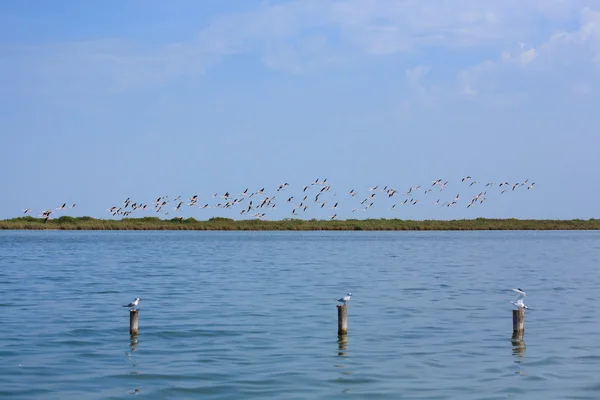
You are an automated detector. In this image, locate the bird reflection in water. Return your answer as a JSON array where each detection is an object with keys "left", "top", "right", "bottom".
[
  {"left": 126, "top": 336, "right": 142, "bottom": 394},
  {"left": 335, "top": 335, "right": 351, "bottom": 371},
  {"left": 335, "top": 335, "right": 351, "bottom": 368},
  {"left": 511, "top": 332, "right": 526, "bottom": 358},
  {"left": 127, "top": 336, "right": 139, "bottom": 358},
  {"left": 335, "top": 335, "right": 353, "bottom": 394},
  {"left": 511, "top": 332, "right": 527, "bottom": 376}
]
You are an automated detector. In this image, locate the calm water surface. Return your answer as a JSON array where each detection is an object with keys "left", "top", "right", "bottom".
[{"left": 0, "top": 230, "right": 599, "bottom": 399}]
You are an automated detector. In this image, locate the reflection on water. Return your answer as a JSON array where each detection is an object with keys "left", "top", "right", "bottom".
[
  {"left": 129, "top": 336, "right": 139, "bottom": 352},
  {"left": 511, "top": 332, "right": 526, "bottom": 359},
  {"left": 127, "top": 336, "right": 141, "bottom": 394},
  {"left": 3, "top": 231, "right": 600, "bottom": 399},
  {"left": 127, "top": 336, "right": 139, "bottom": 361},
  {"left": 511, "top": 332, "right": 527, "bottom": 377},
  {"left": 335, "top": 335, "right": 353, "bottom": 394},
  {"left": 337, "top": 335, "right": 348, "bottom": 357},
  {"left": 334, "top": 334, "right": 351, "bottom": 372}
]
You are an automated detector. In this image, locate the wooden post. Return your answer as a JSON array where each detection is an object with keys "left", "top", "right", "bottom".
[
  {"left": 512, "top": 309, "right": 524, "bottom": 336},
  {"left": 337, "top": 304, "right": 347, "bottom": 336},
  {"left": 130, "top": 309, "right": 139, "bottom": 336}
]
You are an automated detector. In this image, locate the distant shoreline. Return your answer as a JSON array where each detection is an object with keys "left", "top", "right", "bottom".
[{"left": 0, "top": 216, "right": 599, "bottom": 230}]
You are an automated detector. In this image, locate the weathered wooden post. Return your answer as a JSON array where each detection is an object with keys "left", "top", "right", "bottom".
[
  {"left": 337, "top": 304, "right": 347, "bottom": 336},
  {"left": 512, "top": 309, "right": 524, "bottom": 337},
  {"left": 130, "top": 309, "right": 139, "bottom": 336}
]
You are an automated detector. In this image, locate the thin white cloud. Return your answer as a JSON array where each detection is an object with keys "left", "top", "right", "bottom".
[
  {"left": 539, "top": 7, "right": 600, "bottom": 66},
  {"left": 459, "top": 7, "right": 600, "bottom": 101},
  {"left": 0, "top": 1, "right": 598, "bottom": 96},
  {"left": 198, "top": 0, "right": 591, "bottom": 58}
]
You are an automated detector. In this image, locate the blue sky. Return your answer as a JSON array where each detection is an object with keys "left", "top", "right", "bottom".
[{"left": 1, "top": 0, "right": 599, "bottom": 221}]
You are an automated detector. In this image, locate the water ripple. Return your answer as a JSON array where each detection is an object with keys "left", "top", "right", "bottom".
[{"left": 0, "top": 230, "right": 599, "bottom": 399}]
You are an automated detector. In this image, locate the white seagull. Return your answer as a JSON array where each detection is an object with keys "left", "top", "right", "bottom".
[
  {"left": 123, "top": 298, "right": 140, "bottom": 310},
  {"left": 336, "top": 293, "right": 352, "bottom": 305},
  {"left": 511, "top": 288, "right": 528, "bottom": 309},
  {"left": 512, "top": 298, "right": 529, "bottom": 310}
]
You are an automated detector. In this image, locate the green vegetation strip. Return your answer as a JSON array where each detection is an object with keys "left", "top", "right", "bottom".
[{"left": 1, "top": 216, "right": 599, "bottom": 230}]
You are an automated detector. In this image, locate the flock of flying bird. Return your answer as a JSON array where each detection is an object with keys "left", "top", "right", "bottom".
[
  {"left": 20, "top": 175, "right": 535, "bottom": 221},
  {"left": 22, "top": 203, "right": 77, "bottom": 222}
]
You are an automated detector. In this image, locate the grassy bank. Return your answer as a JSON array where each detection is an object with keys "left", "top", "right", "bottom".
[{"left": 1, "top": 216, "right": 599, "bottom": 230}]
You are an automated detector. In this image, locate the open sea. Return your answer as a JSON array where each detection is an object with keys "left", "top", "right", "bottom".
[{"left": 1, "top": 230, "right": 599, "bottom": 399}]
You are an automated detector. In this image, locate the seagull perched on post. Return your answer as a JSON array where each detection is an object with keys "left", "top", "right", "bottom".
[
  {"left": 511, "top": 288, "right": 528, "bottom": 309},
  {"left": 512, "top": 298, "right": 529, "bottom": 309},
  {"left": 123, "top": 298, "right": 140, "bottom": 310},
  {"left": 336, "top": 293, "right": 352, "bottom": 305}
]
